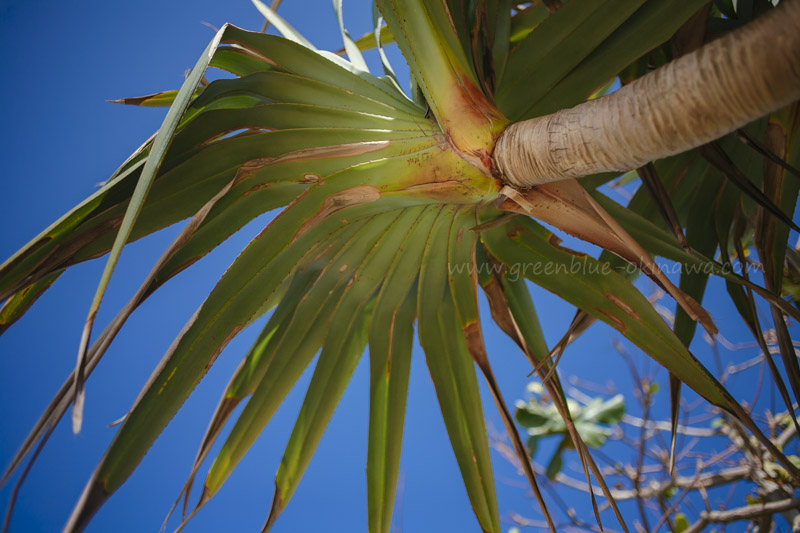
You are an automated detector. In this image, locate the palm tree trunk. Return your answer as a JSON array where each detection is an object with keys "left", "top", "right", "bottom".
[{"left": 494, "top": 0, "right": 800, "bottom": 187}]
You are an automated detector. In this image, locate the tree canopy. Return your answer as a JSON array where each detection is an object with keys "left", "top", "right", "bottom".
[{"left": 1, "top": 1, "right": 798, "bottom": 532}]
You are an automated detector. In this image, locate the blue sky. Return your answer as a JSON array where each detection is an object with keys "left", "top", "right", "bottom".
[{"left": 0, "top": 1, "right": 796, "bottom": 532}]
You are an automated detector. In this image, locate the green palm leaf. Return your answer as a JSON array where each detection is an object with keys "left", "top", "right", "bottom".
[
  {"left": 417, "top": 206, "right": 499, "bottom": 533},
  {"left": 365, "top": 206, "right": 431, "bottom": 533}
]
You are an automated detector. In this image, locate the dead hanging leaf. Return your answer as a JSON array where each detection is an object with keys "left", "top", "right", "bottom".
[{"left": 498, "top": 180, "right": 718, "bottom": 336}]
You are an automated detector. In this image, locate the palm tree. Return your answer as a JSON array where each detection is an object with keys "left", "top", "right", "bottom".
[{"left": 1, "top": 0, "right": 799, "bottom": 531}]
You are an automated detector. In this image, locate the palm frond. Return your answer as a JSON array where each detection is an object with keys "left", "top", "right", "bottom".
[{"left": 2, "top": 2, "right": 799, "bottom": 532}]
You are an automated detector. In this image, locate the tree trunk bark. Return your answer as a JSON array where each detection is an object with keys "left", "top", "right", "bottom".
[{"left": 494, "top": 0, "right": 800, "bottom": 187}]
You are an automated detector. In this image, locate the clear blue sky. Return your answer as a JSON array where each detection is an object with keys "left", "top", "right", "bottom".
[{"left": 0, "top": 1, "right": 795, "bottom": 532}]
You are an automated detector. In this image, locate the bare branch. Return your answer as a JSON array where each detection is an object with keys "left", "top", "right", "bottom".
[
  {"left": 551, "top": 465, "right": 750, "bottom": 501},
  {"left": 684, "top": 497, "right": 800, "bottom": 533},
  {"left": 620, "top": 415, "right": 718, "bottom": 437}
]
